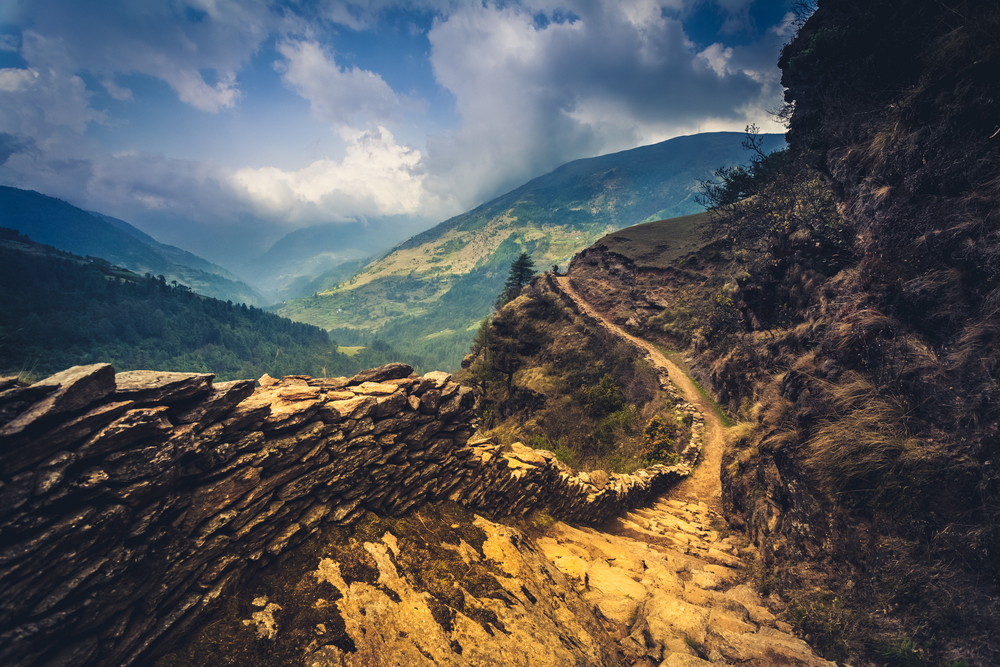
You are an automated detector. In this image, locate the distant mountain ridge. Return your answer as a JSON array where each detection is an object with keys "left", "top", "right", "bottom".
[
  {"left": 0, "top": 186, "right": 265, "bottom": 306},
  {"left": 239, "top": 219, "right": 413, "bottom": 303},
  {"left": 275, "top": 131, "right": 785, "bottom": 370}
]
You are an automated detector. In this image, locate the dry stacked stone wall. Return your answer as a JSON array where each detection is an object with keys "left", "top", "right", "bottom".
[{"left": 0, "top": 361, "right": 697, "bottom": 667}]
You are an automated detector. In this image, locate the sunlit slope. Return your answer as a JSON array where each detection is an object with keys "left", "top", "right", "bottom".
[{"left": 275, "top": 132, "right": 782, "bottom": 368}]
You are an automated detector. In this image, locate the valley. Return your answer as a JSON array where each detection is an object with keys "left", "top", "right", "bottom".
[{"left": 271, "top": 132, "right": 785, "bottom": 372}]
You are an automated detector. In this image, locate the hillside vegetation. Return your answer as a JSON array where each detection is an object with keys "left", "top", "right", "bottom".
[
  {"left": 0, "top": 186, "right": 265, "bottom": 306},
  {"left": 0, "top": 228, "right": 405, "bottom": 381},
  {"left": 275, "top": 132, "right": 784, "bottom": 372},
  {"left": 540, "top": 1, "right": 1000, "bottom": 664}
]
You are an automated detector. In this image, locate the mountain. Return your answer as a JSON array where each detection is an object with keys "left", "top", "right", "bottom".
[
  {"left": 238, "top": 219, "right": 413, "bottom": 303},
  {"left": 0, "top": 226, "right": 408, "bottom": 380},
  {"left": 274, "top": 131, "right": 785, "bottom": 370},
  {"left": 0, "top": 186, "right": 266, "bottom": 306}
]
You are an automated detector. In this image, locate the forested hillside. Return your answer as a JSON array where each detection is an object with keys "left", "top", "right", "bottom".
[
  {"left": 0, "top": 229, "right": 405, "bottom": 381},
  {"left": 0, "top": 187, "right": 265, "bottom": 306}
]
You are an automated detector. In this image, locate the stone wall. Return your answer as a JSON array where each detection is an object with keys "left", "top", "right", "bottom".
[{"left": 0, "top": 362, "right": 696, "bottom": 667}]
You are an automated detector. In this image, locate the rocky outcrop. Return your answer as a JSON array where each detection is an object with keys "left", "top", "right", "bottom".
[{"left": 0, "top": 362, "right": 695, "bottom": 667}]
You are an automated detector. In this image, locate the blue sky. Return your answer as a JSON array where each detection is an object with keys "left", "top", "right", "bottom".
[{"left": 0, "top": 0, "right": 795, "bottom": 267}]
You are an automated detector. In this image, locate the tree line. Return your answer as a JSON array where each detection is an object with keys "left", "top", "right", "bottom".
[{"left": 0, "top": 230, "right": 407, "bottom": 381}]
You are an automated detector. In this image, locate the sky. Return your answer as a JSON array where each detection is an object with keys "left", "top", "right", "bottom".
[{"left": 0, "top": 0, "right": 795, "bottom": 269}]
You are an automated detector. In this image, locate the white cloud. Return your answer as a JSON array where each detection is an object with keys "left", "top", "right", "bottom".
[
  {"left": 275, "top": 40, "right": 418, "bottom": 126},
  {"left": 0, "top": 64, "right": 104, "bottom": 138},
  {"left": 233, "top": 125, "right": 438, "bottom": 223},
  {"left": 7, "top": 0, "right": 276, "bottom": 113},
  {"left": 422, "top": 1, "right": 784, "bottom": 209},
  {"left": 100, "top": 77, "right": 134, "bottom": 102},
  {"left": 698, "top": 43, "right": 735, "bottom": 77}
]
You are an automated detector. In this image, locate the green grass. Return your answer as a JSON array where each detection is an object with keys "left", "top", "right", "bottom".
[
  {"left": 594, "top": 212, "right": 710, "bottom": 269},
  {"left": 655, "top": 344, "right": 734, "bottom": 427},
  {"left": 337, "top": 346, "right": 364, "bottom": 357}
]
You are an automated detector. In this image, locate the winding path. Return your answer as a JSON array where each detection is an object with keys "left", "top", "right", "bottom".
[{"left": 553, "top": 275, "right": 726, "bottom": 509}]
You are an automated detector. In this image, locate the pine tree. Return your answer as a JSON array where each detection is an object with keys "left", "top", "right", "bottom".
[{"left": 496, "top": 252, "right": 535, "bottom": 309}]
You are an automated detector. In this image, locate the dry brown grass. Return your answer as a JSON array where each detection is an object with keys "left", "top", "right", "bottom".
[{"left": 803, "top": 373, "right": 938, "bottom": 502}]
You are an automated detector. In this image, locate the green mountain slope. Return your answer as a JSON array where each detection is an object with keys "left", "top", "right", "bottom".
[
  {"left": 275, "top": 132, "right": 784, "bottom": 370},
  {"left": 0, "top": 227, "right": 407, "bottom": 380},
  {"left": 0, "top": 187, "right": 266, "bottom": 306}
]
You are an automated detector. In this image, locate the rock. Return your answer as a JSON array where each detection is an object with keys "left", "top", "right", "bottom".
[
  {"left": 716, "top": 627, "right": 837, "bottom": 666},
  {"left": 0, "top": 382, "right": 59, "bottom": 427},
  {"left": 33, "top": 451, "right": 75, "bottom": 495},
  {"left": 418, "top": 390, "right": 441, "bottom": 414},
  {"left": 589, "top": 469, "right": 610, "bottom": 490},
  {"left": 351, "top": 382, "right": 398, "bottom": 396},
  {"left": 114, "top": 370, "right": 214, "bottom": 404},
  {"left": 321, "top": 396, "right": 376, "bottom": 422},
  {"left": 76, "top": 407, "right": 172, "bottom": 458},
  {"left": 307, "top": 377, "right": 350, "bottom": 390},
  {"left": 372, "top": 392, "right": 407, "bottom": 418},
  {"left": 661, "top": 654, "right": 713, "bottom": 666},
  {"left": 236, "top": 386, "right": 323, "bottom": 430},
  {"left": 421, "top": 371, "right": 452, "bottom": 389},
  {"left": 258, "top": 374, "right": 279, "bottom": 387},
  {"left": 509, "top": 442, "right": 549, "bottom": 467},
  {"left": 348, "top": 363, "right": 413, "bottom": 385},
  {"left": 174, "top": 380, "right": 256, "bottom": 425},
  {"left": 181, "top": 467, "right": 262, "bottom": 535},
  {"left": 1, "top": 400, "right": 134, "bottom": 475},
  {"left": 0, "top": 364, "right": 116, "bottom": 438}
]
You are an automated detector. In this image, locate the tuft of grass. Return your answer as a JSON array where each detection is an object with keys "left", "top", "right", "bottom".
[
  {"left": 803, "top": 372, "right": 940, "bottom": 506},
  {"left": 872, "top": 638, "right": 923, "bottom": 667}
]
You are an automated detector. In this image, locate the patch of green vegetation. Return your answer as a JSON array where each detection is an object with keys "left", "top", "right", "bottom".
[
  {"left": 595, "top": 212, "right": 710, "bottom": 269},
  {"left": 337, "top": 346, "right": 364, "bottom": 357},
  {"left": 461, "top": 279, "right": 690, "bottom": 474},
  {"left": 0, "top": 235, "right": 408, "bottom": 380},
  {"left": 656, "top": 345, "right": 734, "bottom": 427},
  {"left": 871, "top": 638, "right": 923, "bottom": 667}
]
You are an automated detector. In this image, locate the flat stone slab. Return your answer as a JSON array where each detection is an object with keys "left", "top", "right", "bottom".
[
  {"left": 0, "top": 364, "right": 116, "bottom": 439},
  {"left": 348, "top": 363, "right": 413, "bottom": 385},
  {"left": 115, "top": 371, "right": 215, "bottom": 404}
]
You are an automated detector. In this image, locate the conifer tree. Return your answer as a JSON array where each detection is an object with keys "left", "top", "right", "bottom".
[{"left": 496, "top": 251, "right": 535, "bottom": 309}]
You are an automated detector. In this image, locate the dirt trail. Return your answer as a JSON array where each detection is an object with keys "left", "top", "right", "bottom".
[{"left": 554, "top": 276, "right": 726, "bottom": 510}]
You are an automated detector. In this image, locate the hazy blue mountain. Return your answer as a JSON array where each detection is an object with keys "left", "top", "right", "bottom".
[
  {"left": 240, "top": 219, "right": 413, "bottom": 303},
  {"left": 0, "top": 186, "right": 265, "bottom": 305}
]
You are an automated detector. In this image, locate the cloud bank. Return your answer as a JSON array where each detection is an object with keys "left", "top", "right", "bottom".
[{"left": 0, "top": 0, "right": 793, "bottom": 267}]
